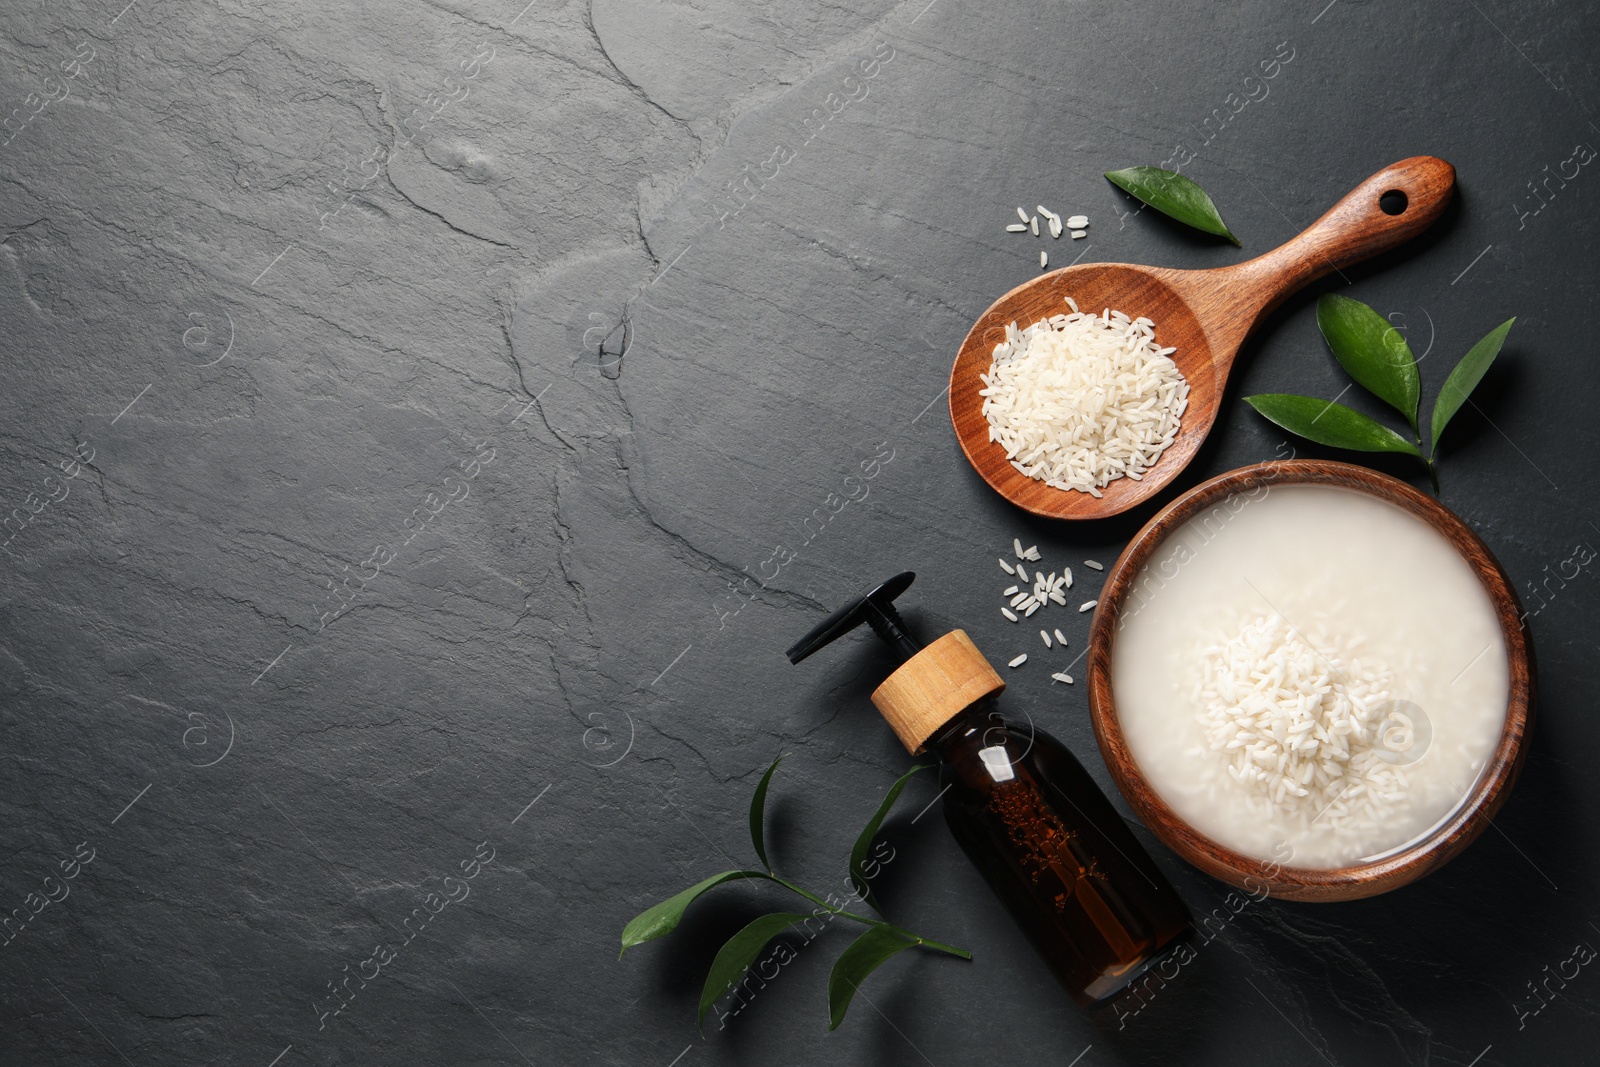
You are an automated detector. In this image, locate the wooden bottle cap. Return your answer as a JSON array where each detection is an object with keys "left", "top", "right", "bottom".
[{"left": 871, "top": 630, "right": 1006, "bottom": 754}]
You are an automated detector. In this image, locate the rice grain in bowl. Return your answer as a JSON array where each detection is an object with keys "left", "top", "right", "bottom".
[{"left": 1086, "top": 460, "right": 1534, "bottom": 901}]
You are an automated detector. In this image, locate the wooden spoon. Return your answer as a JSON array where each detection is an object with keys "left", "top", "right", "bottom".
[{"left": 947, "top": 156, "right": 1456, "bottom": 520}]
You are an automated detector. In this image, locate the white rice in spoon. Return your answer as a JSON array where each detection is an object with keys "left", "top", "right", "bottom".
[{"left": 980, "top": 298, "right": 1188, "bottom": 496}]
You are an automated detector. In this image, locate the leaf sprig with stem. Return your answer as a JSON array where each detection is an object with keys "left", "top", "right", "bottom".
[
  {"left": 619, "top": 756, "right": 970, "bottom": 1031},
  {"left": 1244, "top": 293, "right": 1515, "bottom": 492}
]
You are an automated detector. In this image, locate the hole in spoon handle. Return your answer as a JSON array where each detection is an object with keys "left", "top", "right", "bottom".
[
  {"left": 1305, "top": 155, "right": 1456, "bottom": 269},
  {"left": 1233, "top": 156, "right": 1456, "bottom": 323}
]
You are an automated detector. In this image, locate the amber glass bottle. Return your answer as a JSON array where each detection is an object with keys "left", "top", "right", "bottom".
[
  {"left": 928, "top": 695, "right": 1190, "bottom": 1006},
  {"left": 788, "top": 574, "right": 1191, "bottom": 1009}
]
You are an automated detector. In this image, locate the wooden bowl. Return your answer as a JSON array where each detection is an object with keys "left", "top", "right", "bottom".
[{"left": 1086, "top": 460, "right": 1534, "bottom": 901}]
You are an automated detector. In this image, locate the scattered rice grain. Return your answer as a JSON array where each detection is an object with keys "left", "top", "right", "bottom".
[{"left": 1008, "top": 653, "right": 1028, "bottom": 668}]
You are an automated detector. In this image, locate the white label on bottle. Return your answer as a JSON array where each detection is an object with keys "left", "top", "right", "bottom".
[{"left": 978, "top": 745, "right": 1016, "bottom": 783}]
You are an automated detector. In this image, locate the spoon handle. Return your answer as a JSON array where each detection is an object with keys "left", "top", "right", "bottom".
[{"left": 1208, "top": 156, "right": 1456, "bottom": 340}]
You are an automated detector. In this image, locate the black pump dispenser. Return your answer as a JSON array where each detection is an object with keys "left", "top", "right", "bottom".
[{"left": 786, "top": 571, "right": 921, "bottom": 665}]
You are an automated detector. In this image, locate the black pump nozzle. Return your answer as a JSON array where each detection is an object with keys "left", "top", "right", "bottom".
[{"left": 786, "top": 571, "right": 922, "bottom": 665}]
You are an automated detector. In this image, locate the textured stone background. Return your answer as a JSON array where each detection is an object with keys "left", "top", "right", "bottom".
[{"left": 0, "top": 0, "right": 1595, "bottom": 1064}]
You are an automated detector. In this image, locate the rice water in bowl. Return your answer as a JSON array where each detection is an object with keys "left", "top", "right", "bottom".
[{"left": 1088, "top": 461, "right": 1532, "bottom": 899}]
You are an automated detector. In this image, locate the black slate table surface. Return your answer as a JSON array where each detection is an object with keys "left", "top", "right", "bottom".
[{"left": 1, "top": 1, "right": 1595, "bottom": 1064}]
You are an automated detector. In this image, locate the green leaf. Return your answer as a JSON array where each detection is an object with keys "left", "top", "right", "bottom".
[
  {"left": 1104, "top": 166, "right": 1240, "bottom": 245},
  {"left": 1316, "top": 294, "right": 1421, "bottom": 432},
  {"left": 698, "top": 912, "right": 812, "bottom": 1031},
  {"left": 1243, "top": 394, "right": 1423, "bottom": 457},
  {"left": 1431, "top": 318, "right": 1515, "bottom": 458},
  {"left": 749, "top": 755, "right": 784, "bottom": 873},
  {"left": 620, "top": 871, "right": 767, "bottom": 956},
  {"left": 827, "top": 926, "right": 919, "bottom": 1030},
  {"left": 849, "top": 765, "right": 929, "bottom": 913}
]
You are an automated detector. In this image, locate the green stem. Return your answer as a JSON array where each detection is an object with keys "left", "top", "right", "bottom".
[
  {"left": 1412, "top": 428, "right": 1440, "bottom": 495},
  {"left": 765, "top": 874, "right": 971, "bottom": 959}
]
